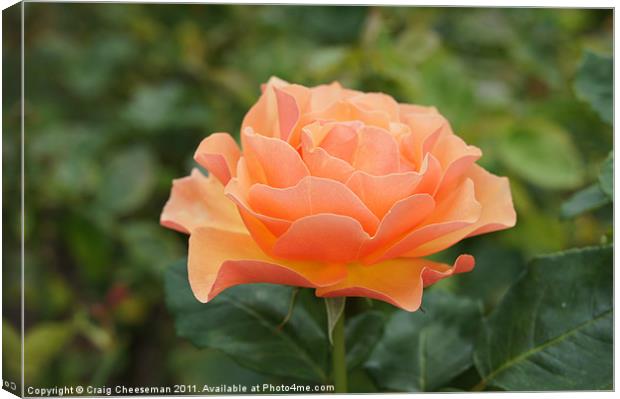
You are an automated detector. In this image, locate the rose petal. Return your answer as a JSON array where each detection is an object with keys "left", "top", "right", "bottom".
[
  {"left": 349, "top": 92, "right": 400, "bottom": 121},
  {"left": 318, "top": 122, "right": 360, "bottom": 162},
  {"left": 241, "top": 128, "right": 309, "bottom": 188},
  {"left": 360, "top": 194, "right": 435, "bottom": 262},
  {"left": 352, "top": 126, "right": 401, "bottom": 175},
  {"left": 242, "top": 77, "right": 286, "bottom": 138},
  {"left": 465, "top": 164, "right": 517, "bottom": 237},
  {"left": 225, "top": 177, "right": 291, "bottom": 239},
  {"left": 272, "top": 214, "right": 371, "bottom": 263},
  {"left": 193, "top": 133, "right": 241, "bottom": 184},
  {"left": 399, "top": 113, "right": 448, "bottom": 169},
  {"left": 189, "top": 227, "right": 347, "bottom": 302},
  {"left": 248, "top": 176, "right": 379, "bottom": 234},
  {"left": 316, "top": 254, "right": 474, "bottom": 312},
  {"left": 373, "top": 178, "right": 482, "bottom": 261},
  {"left": 301, "top": 145, "right": 355, "bottom": 183},
  {"left": 160, "top": 169, "right": 245, "bottom": 234},
  {"left": 433, "top": 133, "right": 482, "bottom": 191},
  {"left": 345, "top": 171, "right": 422, "bottom": 218},
  {"left": 273, "top": 86, "right": 301, "bottom": 141}
]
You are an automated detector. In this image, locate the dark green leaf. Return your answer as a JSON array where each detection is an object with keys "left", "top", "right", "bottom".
[
  {"left": 598, "top": 152, "right": 613, "bottom": 199},
  {"left": 346, "top": 311, "right": 386, "bottom": 370},
  {"left": 560, "top": 184, "right": 610, "bottom": 219},
  {"left": 474, "top": 246, "right": 612, "bottom": 391},
  {"left": 365, "top": 291, "right": 482, "bottom": 392},
  {"left": 574, "top": 51, "right": 612, "bottom": 124},
  {"left": 169, "top": 346, "right": 280, "bottom": 387},
  {"left": 165, "top": 260, "right": 329, "bottom": 382}
]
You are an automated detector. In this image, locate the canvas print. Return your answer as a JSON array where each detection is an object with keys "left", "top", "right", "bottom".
[{"left": 2, "top": 2, "right": 614, "bottom": 396}]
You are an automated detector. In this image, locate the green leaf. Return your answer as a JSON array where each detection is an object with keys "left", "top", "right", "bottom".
[
  {"left": 365, "top": 291, "right": 482, "bottom": 392},
  {"left": 324, "top": 297, "right": 345, "bottom": 345},
  {"left": 574, "top": 51, "right": 612, "bottom": 124},
  {"left": 2, "top": 319, "right": 21, "bottom": 383},
  {"left": 169, "top": 346, "right": 280, "bottom": 387},
  {"left": 499, "top": 119, "right": 584, "bottom": 190},
  {"left": 345, "top": 311, "right": 386, "bottom": 370},
  {"left": 24, "top": 322, "right": 74, "bottom": 384},
  {"left": 598, "top": 151, "right": 613, "bottom": 199},
  {"left": 474, "top": 246, "right": 612, "bottom": 391},
  {"left": 164, "top": 260, "right": 329, "bottom": 383},
  {"left": 97, "top": 147, "right": 156, "bottom": 215},
  {"left": 560, "top": 184, "right": 610, "bottom": 219}
]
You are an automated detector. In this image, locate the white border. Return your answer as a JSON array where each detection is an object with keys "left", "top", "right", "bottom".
[{"left": 0, "top": 2, "right": 616, "bottom": 399}]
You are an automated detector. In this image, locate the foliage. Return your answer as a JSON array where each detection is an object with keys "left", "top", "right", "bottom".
[{"left": 3, "top": 3, "right": 612, "bottom": 392}]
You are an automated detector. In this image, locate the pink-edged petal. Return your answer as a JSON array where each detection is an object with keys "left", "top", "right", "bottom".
[
  {"left": 193, "top": 133, "right": 241, "bottom": 184},
  {"left": 188, "top": 227, "right": 347, "bottom": 302},
  {"left": 373, "top": 178, "right": 482, "bottom": 261},
  {"left": 352, "top": 126, "right": 401, "bottom": 175},
  {"left": 248, "top": 176, "right": 379, "bottom": 234},
  {"left": 316, "top": 254, "right": 474, "bottom": 312},
  {"left": 160, "top": 169, "right": 244, "bottom": 234},
  {"left": 345, "top": 171, "right": 422, "bottom": 218},
  {"left": 272, "top": 214, "right": 371, "bottom": 263},
  {"left": 241, "top": 128, "right": 309, "bottom": 188}
]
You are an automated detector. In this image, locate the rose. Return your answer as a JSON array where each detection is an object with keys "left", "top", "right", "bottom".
[{"left": 161, "top": 77, "right": 516, "bottom": 311}]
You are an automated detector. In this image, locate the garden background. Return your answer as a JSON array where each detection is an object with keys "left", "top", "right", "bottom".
[{"left": 2, "top": 3, "right": 613, "bottom": 393}]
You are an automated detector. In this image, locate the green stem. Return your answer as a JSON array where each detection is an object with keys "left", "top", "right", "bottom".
[{"left": 331, "top": 307, "right": 347, "bottom": 393}]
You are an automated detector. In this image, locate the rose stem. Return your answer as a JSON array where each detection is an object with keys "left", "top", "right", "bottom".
[{"left": 332, "top": 305, "right": 347, "bottom": 393}]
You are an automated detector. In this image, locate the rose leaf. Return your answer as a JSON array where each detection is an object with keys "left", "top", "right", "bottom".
[{"left": 474, "top": 245, "right": 612, "bottom": 390}]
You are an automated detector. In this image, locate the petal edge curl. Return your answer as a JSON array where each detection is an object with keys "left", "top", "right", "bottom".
[{"left": 189, "top": 227, "right": 347, "bottom": 303}]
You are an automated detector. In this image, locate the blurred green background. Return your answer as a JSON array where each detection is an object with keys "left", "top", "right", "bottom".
[{"left": 2, "top": 3, "right": 612, "bottom": 392}]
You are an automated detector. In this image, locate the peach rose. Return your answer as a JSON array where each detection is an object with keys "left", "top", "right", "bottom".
[{"left": 161, "top": 77, "right": 516, "bottom": 311}]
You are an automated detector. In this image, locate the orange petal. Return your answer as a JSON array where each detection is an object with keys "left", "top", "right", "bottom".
[
  {"left": 193, "top": 133, "right": 241, "bottom": 184},
  {"left": 399, "top": 113, "right": 448, "bottom": 169},
  {"left": 248, "top": 176, "right": 379, "bottom": 234},
  {"left": 189, "top": 227, "right": 347, "bottom": 302},
  {"left": 375, "top": 178, "right": 482, "bottom": 261},
  {"left": 160, "top": 169, "right": 245, "bottom": 234},
  {"left": 225, "top": 178, "right": 291, "bottom": 239},
  {"left": 465, "top": 164, "right": 517, "bottom": 237},
  {"left": 352, "top": 126, "right": 401, "bottom": 175},
  {"left": 405, "top": 165, "right": 516, "bottom": 257},
  {"left": 318, "top": 122, "right": 360, "bottom": 163},
  {"left": 272, "top": 214, "right": 371, "bottom": 263},
  {"left": 241, "top": 128, "right": 309, "bottom": 188},
  {"left": 432, "top": 133, "right": 482, "bottom": 191},
  {"left": 360, "top": 194, "right": 435, "bottom": 262},
  {"left": 301, "top": 145, "right": 355, "bottom": 183},
  {"left": 349, "top": 92, "right": 400, "bottom": 121},
  {"left": 413, "top": 154, "right": 443, "bottom": 195},
  {"left": 242, "top": 77, "right": 285, "bottom": 138},
  {"left": 345, "top": 171, "right": 422, "bottom": 219},
  {"left": 316, "top": 255, "right": 474, "bottom": 312}
]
